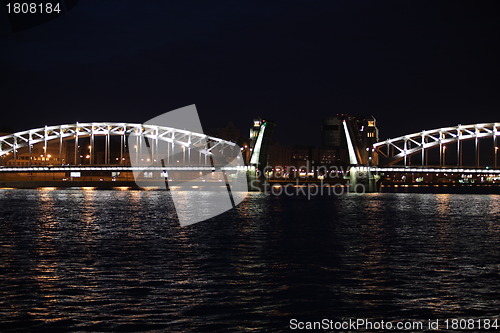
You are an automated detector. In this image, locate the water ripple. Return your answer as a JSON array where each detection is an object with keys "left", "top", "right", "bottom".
[{"left": 0, "top": 190, "right": 498, "bottom": 331}]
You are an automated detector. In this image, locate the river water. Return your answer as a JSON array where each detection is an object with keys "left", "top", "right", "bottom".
[{"left": 0, "top": 189, "right": 498, "bottom": 331}]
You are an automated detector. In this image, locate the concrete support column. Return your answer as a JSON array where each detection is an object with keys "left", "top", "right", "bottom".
[
  {"left": 13, "top": 137, "right": 17, "bottom": 166},
  {"left": 59, "top": 128, "right": 63, "bottom": 165},
  {"left": 44, "top": 125, "right": 48, "bottom": 165},
  {"left": 475, "top": 135, "right": 480, "bottom": 168},
  {"left": 90, "top": 125, "right": 95, "bottom": 165},
  {"left": 421, "top": 134, "right": 425, "bottom": 166},
  {"left": 403, "top": 138, "right": 408, "bottom": 167},
  {"left": 493, "top": 127, "right": 497, "bottom": 168},
  {"left": 74, "top": 124, "right": 79, "bottom": 165},
  {"left": 120, "top": 128, "right": 125, "bottom": 165},
  {"left": 28, "top": 131, "right": 32, "bottom": 167},
  {"left": 349, "top": 166, "right": 379, "bottom": 193},
  {"left": 439, "top": 132, "right": 443, "bottom": 167}
]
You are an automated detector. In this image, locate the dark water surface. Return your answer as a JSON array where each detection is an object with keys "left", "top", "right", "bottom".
[{"left": 0, "top": 189, "right": 499, "bottom": 331}]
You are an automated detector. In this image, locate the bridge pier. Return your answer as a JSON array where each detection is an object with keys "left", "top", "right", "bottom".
[
  {"left": 349, "top": 166, "right": 380, "bottom": 193},
  {"left": 246, "top": 167, "right": 265, "bottom": 192}
]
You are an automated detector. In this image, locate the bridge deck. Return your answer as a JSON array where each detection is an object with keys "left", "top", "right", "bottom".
[
  {"left": 369, "top": 166, "right": 500, "bottom": 173},
  {"left": 0, "top": 166, "right": 251, "bottom": 172}
]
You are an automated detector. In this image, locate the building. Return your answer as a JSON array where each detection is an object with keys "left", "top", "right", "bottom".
[
  {"left": 321, "top": 114, "right": 379, "bottom": 166},
  {"left": 256, "top": 114, "right": 380, "bottom": 169},
  {"left": 268, "top": 143, "right": 293, "bottom": 167}
]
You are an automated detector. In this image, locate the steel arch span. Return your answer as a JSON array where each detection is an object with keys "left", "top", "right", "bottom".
[
  {"left": 0, "top": 122, "right": 240, "bottom": 167},
  {"left": 373, "top": 123, "right": 500, "bottom": 167}
]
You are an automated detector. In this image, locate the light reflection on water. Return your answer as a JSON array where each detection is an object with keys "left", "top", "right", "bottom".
[{"left": 0, "top": 190, "right": 498, "bottom": 331}]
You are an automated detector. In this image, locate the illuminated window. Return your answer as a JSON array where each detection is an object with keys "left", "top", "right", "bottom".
[{"left": 367, "top": 120, "right": 375, "bottom": 127}]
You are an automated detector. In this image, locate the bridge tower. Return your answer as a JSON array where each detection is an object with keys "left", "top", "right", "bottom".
[
  {"left": 246, "top": 118, "right": 275, "bottom": 188},
  {"left": 337, "top": 115, "right": 380, "bottom": 192}
]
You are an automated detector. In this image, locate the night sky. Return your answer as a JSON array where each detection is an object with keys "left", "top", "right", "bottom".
[{"left": 1, "top": 0, "right": 499, "bottom": 145}]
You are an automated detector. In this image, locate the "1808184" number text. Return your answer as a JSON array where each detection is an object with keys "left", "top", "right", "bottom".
[{"left": 6, "top": 2, "right": 61, "bottom": 14}]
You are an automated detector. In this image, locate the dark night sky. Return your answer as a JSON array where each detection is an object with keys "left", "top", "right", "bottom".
[{"left": 1, "top": 0, "right": 499, "bottom": 145}]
